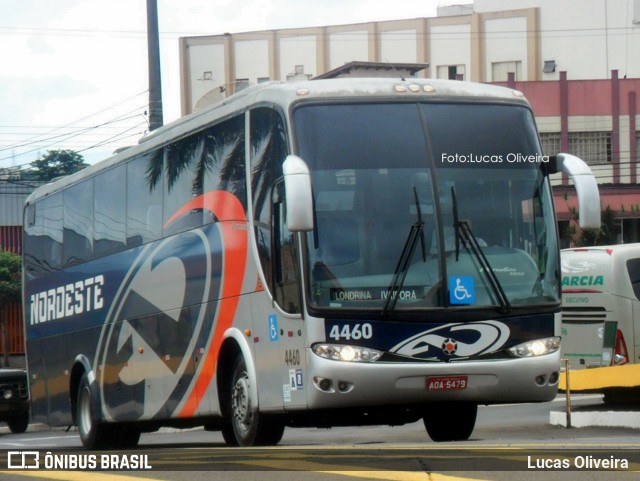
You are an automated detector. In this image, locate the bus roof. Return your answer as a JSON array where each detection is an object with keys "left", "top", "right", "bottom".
[
  {"left": 25, "top": 77, "right": 530, "bottom": 205},
  {"left": 562, "top": 244, "right": 640, "bottom": 258}
]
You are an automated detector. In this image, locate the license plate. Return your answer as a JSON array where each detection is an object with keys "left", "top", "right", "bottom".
[{"left": 426, "top": 375, "right": 468, "bottom": 391}]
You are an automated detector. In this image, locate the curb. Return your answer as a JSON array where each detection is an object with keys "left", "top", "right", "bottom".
[{"left": 550, "top": 410, "right": 640, "bottom": 429}]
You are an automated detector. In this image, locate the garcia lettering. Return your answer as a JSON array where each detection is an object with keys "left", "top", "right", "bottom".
[{"left": 561, "top": 275, "right": 604, "bottom": 287}]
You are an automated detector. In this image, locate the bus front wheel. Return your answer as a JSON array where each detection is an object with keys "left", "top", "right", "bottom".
[
  {"left": 221, "top": 356, "right": 285, "bottom": 446},
  {"left": 423, "top": 402, "right": 477, "bottom": 442}
]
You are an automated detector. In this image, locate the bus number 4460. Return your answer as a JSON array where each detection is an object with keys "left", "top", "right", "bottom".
[{"left": 329, "top": 323, "right": 373, "bottom": 341}]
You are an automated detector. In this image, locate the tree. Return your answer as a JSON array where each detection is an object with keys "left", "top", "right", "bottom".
[
  {"left": 0, "top": 250, "right": 22, "bottom": 367},
  {"left": 28, "top": 149, "right": 89, "bottom": 181},
  {"left": 565, "top": 202, "right": 617, "bottom": 247}
]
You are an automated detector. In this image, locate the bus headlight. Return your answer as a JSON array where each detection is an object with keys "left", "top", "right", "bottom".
[
  {"left": 508, "top": 337, "right": 561, "bottom": 358},
  {"left": 312, "top": 343, "right": 382, "bottom": 363}
]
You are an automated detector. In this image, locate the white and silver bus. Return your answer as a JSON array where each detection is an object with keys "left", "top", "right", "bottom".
[
  {"left": 561, "top": 244, "right": 640, "bottom": 369},
  {"left": 23, "top": 78, "right": 600, "bottom": 449}
]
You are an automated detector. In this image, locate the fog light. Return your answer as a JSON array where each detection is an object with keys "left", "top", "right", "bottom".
[{"left": 314, "top": 377, "right": 332, "bottom": 392}]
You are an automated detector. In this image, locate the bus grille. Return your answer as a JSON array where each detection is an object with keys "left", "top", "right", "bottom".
[{"left": 562, "top": 306, "right": 607, "bottom": 325}]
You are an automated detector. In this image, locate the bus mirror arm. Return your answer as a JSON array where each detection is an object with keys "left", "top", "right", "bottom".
[
  {"left": 283, "top": 155, "right": 314, "bottom": 232},
  {"left": 548, "top": 153, "right": 601, "bottom": 230}
]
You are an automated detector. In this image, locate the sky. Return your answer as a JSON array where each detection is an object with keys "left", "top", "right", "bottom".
[{"left": 0, "top": 0, "right": 467, "bottom": 169}]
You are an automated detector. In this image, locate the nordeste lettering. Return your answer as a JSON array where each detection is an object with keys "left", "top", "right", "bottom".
[{"left": 29, "top": 275, "right": 104, "bottom": 325}]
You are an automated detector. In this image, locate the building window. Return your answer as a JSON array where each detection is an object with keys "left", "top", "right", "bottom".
[
  {"left": 569, "top": 131, "right": 612, "bottom": 165},
  {"left": 539, "top": 132, "right": 561, "bottom": 156},
  {"left": 542, "top": 60, "right": 557, "bottom": 74},
  {"left": 491, "top": 61, "right": 522, "bottom": 81},
  {"left": 286, "top": 65, "right": 312, "bottom": 81},
  {"left": 539, "top": 131, "right": 612, "bottom": 165},
  {"left": 436, "top": 65, "right": 465, "bottom": 80}
]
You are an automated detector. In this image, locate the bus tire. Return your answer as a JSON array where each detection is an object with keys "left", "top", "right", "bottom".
[
  {"left": 423, "top": 402, "right": 477, "bottom": 442},
  {"left": 221, "top": 356, "right": 285, "bottom": 447},
  {"left": 76, "top": 372, "right": 113, "bottom": 449}
]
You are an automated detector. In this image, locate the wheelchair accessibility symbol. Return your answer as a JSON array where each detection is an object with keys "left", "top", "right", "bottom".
[{"left": 449, "top": 276, "right": 475, "bottom": 305}]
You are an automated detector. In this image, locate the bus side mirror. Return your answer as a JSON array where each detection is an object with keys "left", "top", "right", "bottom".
[
  {"left": 548, "top": 153, "right": 601, "bottom": 230},
  {"left": 283, "top": 155, "right": 314, "bottom": 232}
]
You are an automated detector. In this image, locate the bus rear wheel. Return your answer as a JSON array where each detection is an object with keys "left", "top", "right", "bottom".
[
  {"left": 423, "top": 402, "right": 477, "bottom": 442},
  {"left": 221, "top": 356, "right": 285, "bottom": 447},
  {"left": 77, "top": 373, "right": 113, "bottom": 449}
]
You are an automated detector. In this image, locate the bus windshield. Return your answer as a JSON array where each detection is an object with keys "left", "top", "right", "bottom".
[{"left": 293, "top": 102, "right": 560, "bottom": 313}]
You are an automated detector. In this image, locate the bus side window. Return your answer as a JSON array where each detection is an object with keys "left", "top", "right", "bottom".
[
  {"left": 250, "top": 107, "right": 288, "bottom": 295},
  {"left": 94, "top": 166, "right": 126, "bottom": 257},
  {"left": 272, "top": 181, "right": 301, "bottom": 314},
  {"left": 203, "top": 114, "right": 247, "bottom": 220},
  {"left": 63, "top": 180, "right": 94, "bottom": 267},
  {"left": 127, "top": 151, "right": 163, "bottom": 247},
  {"left": 24, "top": 194, "right": 63, "bottom": 276},
  {"left": 164, "top": 135, "right": 204, "bottom": 235},
  {"left": 627, "top": 258, "right": 640, "bottom": 300}
]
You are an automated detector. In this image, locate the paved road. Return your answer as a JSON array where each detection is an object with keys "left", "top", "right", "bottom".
[{"left": 0, "top": 395, "right": 637, "bottom": 481}]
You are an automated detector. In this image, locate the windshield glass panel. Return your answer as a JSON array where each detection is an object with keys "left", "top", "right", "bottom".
[{"left": 293, "top": 102, "right": 559, "bottom": 313}]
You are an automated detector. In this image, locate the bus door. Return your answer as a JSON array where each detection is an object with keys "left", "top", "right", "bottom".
[{"left": 271, "top": 180, "right": 307, "bottom": 408}]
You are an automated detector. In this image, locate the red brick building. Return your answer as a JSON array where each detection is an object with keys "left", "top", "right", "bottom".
[{"left": 498, "top": 71, "right": 640, "bottom": 245}]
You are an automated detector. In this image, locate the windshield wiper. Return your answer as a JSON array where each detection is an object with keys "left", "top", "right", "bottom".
[
  {"left": 451, "top": 186, "right": 511, "bottom": 313},
  {"left": 382, "top": 187, "right": 426, "bottom": 316}
]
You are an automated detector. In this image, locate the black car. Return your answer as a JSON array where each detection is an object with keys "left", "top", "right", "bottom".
[{"left": 0, "top": 369, "right": 30, "bottom": 433}]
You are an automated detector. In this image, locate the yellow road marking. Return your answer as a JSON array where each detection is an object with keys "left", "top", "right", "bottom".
[
  {"left": 238, "top": 459, "right": 491, "bottom": 481},
  {"left": 0, "top": 460, "right": 491, "bottom": 481}
]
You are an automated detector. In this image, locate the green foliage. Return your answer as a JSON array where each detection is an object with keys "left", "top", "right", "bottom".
[
  {"left": 27, "top": 149, "right": 89, "bottom": 181},
  {"left": 0, "top": 250, "right": 21, "bottom": 304},
  {"left": 566, "top": 204, "right": 617, "bottom": 247}
]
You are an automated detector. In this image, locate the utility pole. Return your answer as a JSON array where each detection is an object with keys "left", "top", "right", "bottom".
[{"left": 147, "top": 0, "right": 163, "bottom": 131}]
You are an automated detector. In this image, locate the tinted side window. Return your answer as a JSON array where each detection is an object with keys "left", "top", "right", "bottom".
[
  {"left": 127, "top": 151, "right": 163, "bottom": 247},
  {"left": 94, "top": 166, "right": 126, "bottom": 257},
  {"left": 162, "top": 114, "right": 247, "bottom": 234},
  {"left": 164, "top": 135, "right": 204, "bottom": 235},
  {"left": 272, "top": 180, "right": 301, "bottom": 313},
  {"left": 250, "top": 108, "right": 288, "bottom": 289},
  {"left": 24, "top": 193, "right": 63, "bottom": 276},
  {"left": 63, "top": 180, "right": 93, "bottom": 267},
  {"left": 203, "top": 114, "right": 247, "bottom": 219},
  {"left": 627, "top": 258, "right": 640, "bottom": 300}
]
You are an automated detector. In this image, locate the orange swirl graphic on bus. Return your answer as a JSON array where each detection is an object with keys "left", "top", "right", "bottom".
[{"left": 166, "top": 191, "right": 248, "bottom": 417}]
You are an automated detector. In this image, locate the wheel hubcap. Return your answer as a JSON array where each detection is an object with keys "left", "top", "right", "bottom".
[{"left": 231, "top": 373, "right": 252, "bottom": 429}]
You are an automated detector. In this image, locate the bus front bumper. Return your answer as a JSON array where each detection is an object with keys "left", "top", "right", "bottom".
[{"left": 305, "top": 349, "right": 561, "bottom": 409}]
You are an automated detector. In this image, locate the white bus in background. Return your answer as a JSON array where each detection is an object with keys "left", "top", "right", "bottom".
[{"left": 561, "top": 244, "right": 640, "bottom": 369}]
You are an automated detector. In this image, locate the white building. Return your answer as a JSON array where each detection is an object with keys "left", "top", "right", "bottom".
[
  {"left": 178, "top": 0, "right": 640, "bottom": 245},
  {"left": 179, "top": 0, "right": 640, "bottom": 115}
]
